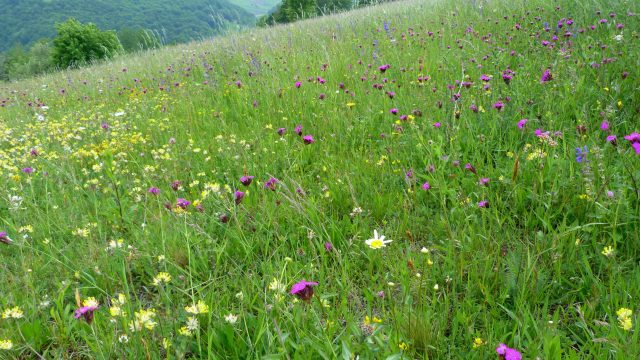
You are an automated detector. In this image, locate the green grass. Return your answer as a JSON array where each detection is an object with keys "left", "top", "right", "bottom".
[{"left": 0, "top": 0, "right": 639, "bottom": 358}]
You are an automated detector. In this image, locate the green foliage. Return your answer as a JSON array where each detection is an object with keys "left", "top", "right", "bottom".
[
  {"left": 0, "top": 0, "right": 255, "bottom": 52},
  {"left": 0, "top": 41, "right": 54, "bottom": 81},
  {"left": 52, "top": 19, "right": 122, "bottom": 68},
  {"left": 117, "top": 28, "right": 161, "bottom": 53}
]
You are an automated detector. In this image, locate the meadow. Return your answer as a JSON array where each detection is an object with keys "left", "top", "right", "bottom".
[{"left": 0, "top": 0, "right": 639, "bottom": 358}]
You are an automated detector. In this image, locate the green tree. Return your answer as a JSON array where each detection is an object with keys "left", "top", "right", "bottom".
[
  {"left": 316, "top": 0, "right": 352, "bottom": 14},
  {"left": 52, "top": 18, "right": 122, "bottom": 68}
]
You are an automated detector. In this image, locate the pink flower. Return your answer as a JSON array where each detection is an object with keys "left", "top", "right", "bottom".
[
  {"left": 303, "top": 135, "right": 315, "bottom": 144},
  {"left": 540, "top": 69, "right": 553, "bottom": 83},
  {"left": 0, "top": 231, "right": 12, "bottom": 245},
  {"left": 496, "top": 343, "right": 522, "bottom": 360},
  {"left": 240, "top": 175, "right": 254, "bottom": 186},
  {"left": 74, "top": 305, "right": 98, "bottom": 324},
  {"left": 234, "top": 191, "right": 245, "bottom": 205},
  {"left": 295, "top": 81, "right": 302, "bottom": 88},
  {"left": 517, "top": 119, "right": 528, "bottom": 129},
  {"left": 290, "top": 281, "right": 318, "bottom": 303},
  {"left": 600, "top": 121, "right": 609, "bottom": 131},
  {"left": 421, "top": 182, "right": 431, "bottom": 190},
  {"left": 148, "top": 187, "right": 160, "bottom": 195},
  {"left": 478, "top": 200, "right": 489, "bottom": 208}
]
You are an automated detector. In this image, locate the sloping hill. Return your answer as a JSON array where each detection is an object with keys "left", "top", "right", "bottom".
[
  {"left": 0, "top": 0, "right": 255, "bottom": 51},
  {"left": 228, "top": 0, "right": 280, "bottom": 16}
]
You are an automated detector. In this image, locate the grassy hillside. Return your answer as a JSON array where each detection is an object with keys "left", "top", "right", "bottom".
[
  {"left": 0, "top": 0, "right": 639, "bottom": 358},
  {"left": 0, "top": 0, "right": 255, "bottom": 52}
]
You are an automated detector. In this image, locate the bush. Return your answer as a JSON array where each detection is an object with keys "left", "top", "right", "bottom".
[{"left": 52, "top": 18, "right": 122, "bottom": 68}]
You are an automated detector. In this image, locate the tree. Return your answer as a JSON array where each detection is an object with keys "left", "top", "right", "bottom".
[{"left": 52, "top": 18, "right": 122, "bottom": 68}]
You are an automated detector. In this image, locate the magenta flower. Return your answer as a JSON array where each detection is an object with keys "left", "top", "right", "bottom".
[
  {"left": 479, "top": 178, "right": 490, "bottom": 186},
  {"left": 470, "top": 104, "right": 479, "bottom": 113},
  {"left": 540, "top": 69, "right": 553, "bottom": 83},
  {"left": 0, "top": 231, "right": 12, "bottom": 245},
  {"left": 22, "top": 167, "right": 34, "bottom": 174},
  {"left": 624, "top": 133, "right": 640, "bottom": 154},
  {"left": 465, "top": 163, "right": 477, "bottom": 174},
  {"left": 493, "top": 101, "right": 504, "bottom": 111},
  {"left": 421, "top": 182, "right": 431, "bottom": 190},
  {"left": 303, "top": 135, "right": 315, "bottom": 144},
  {"left": 148, "top": 187, "right": 160, "bottom": 195},
  {"left": 234, "top": 191, "right": 245, "bottom": 205},
  {"left": 606, "top": 135, "right": 617, "bottom": 145},
  {"left": 324, "top": 242, "right": 332, "bottom": 251},
  {"left": 264, "top": 177, "right": 279, "bottom": 191},
  {"left": 176, "top": 198, "right": 191, "bottom": 209},
  {"left": 295, "top": 81, "right": 302, "bottom": 88},
  {"left": 290, "top": 280, "right": 318, "bottom": 303},
  {"left": 600, "top": 121, "right": 609, "bottom": 131},
  {"left": 295, "top": 125, "right": 303, "bottom": 136},
  {"left": 171, "top": 180, "right": 181, "bottom": 191},
  {"left": 74, "top": 305, "right": 98, "bottom": 324},
  {"left": 517, "top": 119, "right": 528, "bottom": 129},
  {"left": 433, "top": 122, "right": 441, "bottom": 128},
  {"left": 478, "top": 200, "right": 489, "bottom": 208},
  {"left": 277, "top": 127, "right": 286, "bottom": 136},
  {"left": 390, "top": 108, "right": 398, "bottom": 114},
  {"left": 480, "top": 74, "right": 492, "bottom": 82},
  {"left": 378, "top": 64, "right": 390, "bottom": 73},
  {"left": 496, "top": 343, "right": 522, "bottom": 360},
  {"left": 240, "top": 175, "right": 254, "bottom": 186}
]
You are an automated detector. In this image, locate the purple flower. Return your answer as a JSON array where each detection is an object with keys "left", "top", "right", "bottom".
[
  {"left": 74, "top": 305, "right": 98, "bottom": 324},
  {"left": 324, "top": 242, "right": 332, "bottom": 251},
  {"left": 234, "top": 191, "right": 245, "bottom": 205},
  {"left": 421, "top": 182, "right": 431, "bottom": 190},
  {"left": 171, "top": 181, "right": 181, "bottom": 191},
  {"left": 633, "top": 143, "right": 640, "bottom": 154},
  {"left": 624, "top": 132, "right": 640, "bottom": 144},
  {"left": 405, "top": 168, "right": 413, "bottom": 179},
  {"left": 376, "top": 291, "right": 385, "bottom": 298},
  {"left": 264, "top": 177, "right": 279, "bottom": 191},
  {"left": 303, "top": 135, "right": 315, "bottom": 144},
  {"left": 295, "top": 125, "right": 303, "bottom": 136},
  {"left": 493, "top": 101, "right": 504, "bottom": 111},
  {"left": 606, "top": 135, "right": 617, "bottom": 145},
  {"left": 478, "top": 200, "right": 489, "bottom": 208},
  {"left": 290, "top": 280, "right": 318, "bottom": 303},
  {"left": 0, "top": 231, "right": 12, "bottom": 245},
  {"left": 22, "top": 167, "right": 34, "bottom": 174},
  {"left": 240, "top": 175, "right": 254, "bottom": 186},
  {"left": 176, "top": 198, "right": 191, "bottom": 209},
  {"left": 433, "top": 122, "right": 441, "bottom": 128},
  {"left": 517, "top": 119, "right": 528, "bottom": 129},
  {"left": 295, "top": 81, "right": 302, "bottom": 88},
  {"left": 479, "top": 178, "right": 490, "bottom": 186},
  {"left": 378, "top": 64, "right": 390, "bottom": 73},
  {"left": 389, "top": 108, "right": 398, "bottom": 114},
  {"left": 277, "top": 127, "right": 286, "bottom": 136},
  {"left": 470, "top": 104, "right": 479, "bottom": 113},
  {"left": 148, "top": 187, "right": 160, "bottom": 195},
  {"left": 496, "top": 343, "right": 522, "bottom": 360},
  {"left": 480, "top": 74, "right": 492, "bottom": 82},
  {"left": 465, "top": 163, "right": 477, "bottom": 174},
  {"left": 600, "top": 121, "right": 609, "bottom": 131},
  {"left": 575, "top": 146, "right": 588, "bottom": 162},
  {"left": 540, "top": 69, "right": 553, "bottom": 83}
]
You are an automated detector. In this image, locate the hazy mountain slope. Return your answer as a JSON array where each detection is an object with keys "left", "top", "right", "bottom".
[
  {"left": 0, "top": 0, "right": 255, "bottom": 51},
  {"left": 227, "top": 0, "right": 281, "bottom": 16}
]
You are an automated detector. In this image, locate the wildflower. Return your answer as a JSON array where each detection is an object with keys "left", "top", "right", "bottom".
[
  {"left": 478, "top": 200, "right": 489, "bottom": 208},
  {"left": 264, "top": 177, "right": 279, "bottom": 191},
  {"left": 517, "top": 119, "right": 528, "bottom": 129},
  {"left": 75, "top": 304, "right": 98, "bottom": 324},
  {"left": 176, "top": 198, "right": 191, "bottom": 209},
  {"left": 303, "top": 135, "right": 315, "bottom": 144},
  {"left": 268, "top": 278, "right": 286, "bottom": 293},
  {"left": 364, "top": 315, "right": 382, "bottom": 325},
  {"left": 118, "top": 335, "right": 129, "bottom": 343},
  {"left": 606, "top": 135, "right": 617, "bottom": 146},
  {"left": 294, "top": 125, "right": 303, "bottom": 136},
  {"left": 234, "top": 191, "right": 245, "bottom": 205},
  {"left": 0, "top": 232, "right": 12, "bottom": 245},
  {"left": 541, "top": 69, "right": 553, "bottom": 83},
  {"left": 433, "top": 122, "right": 441, "bottom": 128},
  {"left": 616, "top": 308, "right": 633, "bottom": 331},
  {"left": 295, "top": 81, "right": 302, "bottom": 88},
  {"left": 178, "top": 327, "right": 192, "bottom": 337},
  {"left": 365, "top": 230, "right": 392, "bottom": 249},
  {"left": 493, "top": 101, "right": 504, "bottom": 111},
  {"left": 185, "top": 300, "right": 210, "bottom": 315},
  {"left": 2, "top": 306, "right": 23, "bottom": 319},
  {"left": 465, "top": 163, "right": 477, "bottom": 174},
  {"left": 399, "top": 342, "right": 409, "bottom": 351},
  {"left": 129, "top": 309, "right": 157, "bottom": 331},
  {"left": 324, "top": 242, "right": 332, "bottom": 251},
  {"left": 473, "top": 337, "right": 486, "bottom": 348},
  {"left": 224, "top": 313, "right": 238, "bottom": 324},
  {"left": 602, "top": 246, "right": 614, "bottom": 257},
  {"left": 496, "top": 343, "right": 522, "bottom": 360},
  {"left": 390, "top": 108, "right": 398, "bottom": 114},
  {"left": 421, "top": 182, "right": 431, "bottom": 190},
  {"left": 378, "top": 64, "right": 390, "bottom": 73},
  {"left": 623, "top": 133, "right": 640, "bottom": 154},
  {"left": 22, "top": 167, "right": 34, "bottom": 174},
  {"left": 277, "top": 127, "right": 286, "bottom": 136},
  {"left": 186, "top": 316, "right": 199, "bottom": 332},
  {"left": 0, "top": 340, "right": 13, "bottom": 350},
  {"left": 240, "top": 175, "right": 254, "bottom": 186},
  {"left": 575, "top": 146, "right": 588, "bottom": 163},
  {"left": 152, "top": 272, "right": 172, "bottom": 286},
  {"left": 148, "top": 187, "right": 160, "bottom": 195},
  {"left": 290, "top": 280, "right": 318, "bottom": 303},
  {"left": 479, "top": 178, "right": 490, "bottom": 186},
  {"left": 600, "top": 121, "right": 609, "bottom": 131}
]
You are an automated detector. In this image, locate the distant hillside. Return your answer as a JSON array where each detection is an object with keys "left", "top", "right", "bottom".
[
  {"left": 228, "top": 0, "right": 281, "bottom": 16},
  {"left": 0, "top": 0, "right": 255, "bottom": 52}
]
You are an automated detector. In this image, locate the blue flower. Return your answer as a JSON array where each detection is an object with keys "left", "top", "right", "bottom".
[{"left": 575, "top": 146, "right": 588, "bottom": 163}]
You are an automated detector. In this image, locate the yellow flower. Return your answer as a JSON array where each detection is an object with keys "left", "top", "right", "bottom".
[
  {"left": 2, "top": 306, "right": 24, "bottom": 319},
  {"left": 82, "top": 297, "right": 99, "bottom": 307},
  {"left": 178, "top": 326, "right": 193, "bottom": 337},
  {"left": 185, "top": 300, "right": 209, "bottom": 315},
  {"left": 129, "top": 309, "right": 157, "bottom": 331},
  {"left": 617, "top": 308, "right": 633, "bottom": 331},
  {"left": 473, "top": 337, "right": 486, "bottom": 348},
  {"left": 364, "top": 316, "right": 382, "bottom": 325},
  {"left": 399, "top": 342, "right": 409, "bottom": 351},
  {"left": 109, "top": 306, "right": 123, "bottom": 317},
  {"left": 601, "top": 246, "right": 614, "bottom": 257},
  {"left": 152, "top": 272, "right": 172, "bottom": 286},
  {"left": 0, "top": 339, "right": 13, "bottom": 350}
]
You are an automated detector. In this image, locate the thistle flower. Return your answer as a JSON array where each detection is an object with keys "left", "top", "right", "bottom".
[
  {"left": 294, "top": 125, "right": 303, "bottom": 136},
  {"left": 0, "top": 232, "right": 12, "bottom": 245},
  {"left": 290, "top": 280, "right": 318, "bottom": 303},
  {"left": 478, "top": 200, "right": 489, "bottom": 208},
  {"left": 303, "top": 135, "right": 315, "bottom": 144},
  {"left": 421, "top": 182, "right": 431, "bottom": 190},
  {"left": 176, "top": 198, "right": 191, "bottom": 209},
  {"left": 496, "top": 343, "right": 522, "bottom": 360},
  {"left": 493, "top": 101, "right": 504, "bottom": 111},
  {"left": 234, "top": 191, "right": 245, "bottom": 205},
  {"left": 277, "top": 127, "right": 286, "bottom": 136},
  {"left": 74, "top": 305, "right": 98, "bottom": 324},
  {"left": 240, "top": 175, "right": 254, "bottom": 186},
  {"left": 148, "top": 187, "right": 160, "bottom": 195},
  {"left": 540, "top": 69, "right": 553, "bottom": 83},
  {"left": 517, "top": 119, "right": 528, "bottom": 129},
  {"left": 264, "top": 177, "right": 279, "bottom": 191}
]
